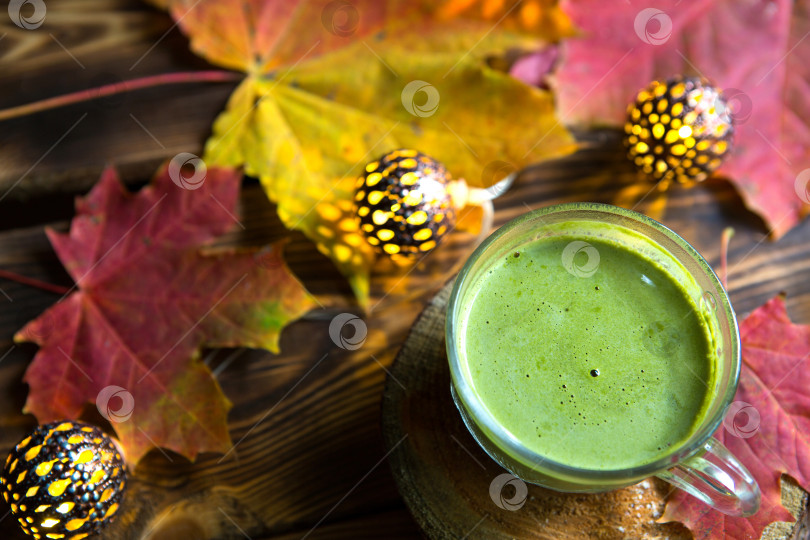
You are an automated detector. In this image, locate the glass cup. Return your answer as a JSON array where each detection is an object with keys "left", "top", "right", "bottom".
[{"left": 446, "top": 202, "right": 760, "bottom": 517}]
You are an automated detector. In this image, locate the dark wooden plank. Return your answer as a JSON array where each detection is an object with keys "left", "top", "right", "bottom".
[
  {"left": 0, "top": 0, "right": 236, "bottom": 198},
  {"left": 262, "top": 509, "right": 421, "bottom": 540}
]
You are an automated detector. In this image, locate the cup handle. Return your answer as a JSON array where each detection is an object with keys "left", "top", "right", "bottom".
[{"left": 655, "top": 437, "right": 760, "bottom": 517}]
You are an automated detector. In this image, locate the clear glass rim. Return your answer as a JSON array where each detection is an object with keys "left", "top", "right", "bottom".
[{"left": 446, "top": 202, "right": 741, "bottom": 481}]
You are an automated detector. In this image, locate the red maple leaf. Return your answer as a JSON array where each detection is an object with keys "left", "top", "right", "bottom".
[
  {"left": 661, "top": 295, "right": 810, "bottom": 538},
  {"left": 15, "top": 165, "right": 315, "bottom": 463},
  {"left": 545, "top": 0, "right": 810, "bottom": 238},
  {"left": 159, "top": 0, "right": 411, "bottom": 73}
]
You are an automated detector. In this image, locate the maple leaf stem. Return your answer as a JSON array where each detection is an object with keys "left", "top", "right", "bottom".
[
  {"left": 720, "top": 227, "right": 735, "bottom": 289},
  {"left": 0, "top": 269, "right": 71, "bottom": 295},
  {"left": 0, "top": 70, "right": 243, "bottom": 122}
]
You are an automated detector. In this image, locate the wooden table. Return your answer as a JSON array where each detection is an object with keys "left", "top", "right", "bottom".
[{"left": 0, "top": 1, "right": 808, "bottom": 538}]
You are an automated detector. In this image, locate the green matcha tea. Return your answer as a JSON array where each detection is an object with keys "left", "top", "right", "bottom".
[{"left": 459, "top": 234, "right": 716, "bottom": 470}]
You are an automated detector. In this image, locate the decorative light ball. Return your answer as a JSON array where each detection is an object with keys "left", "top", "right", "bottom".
[
  {"left": 1, "top": 421, "right": 127, "bottom": 539},
  {"left": 354, "top": 149, "right": 456, "bottom": 260},
  {"left": 624, "top": 76, "right": 734, "bottom": 185}
]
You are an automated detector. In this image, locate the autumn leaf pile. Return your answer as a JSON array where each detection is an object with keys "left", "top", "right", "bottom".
[
  {"left": 9, "top": 1, "right": 810, "bottom": 539},
  {"left": 12, "top": 0, "right": 579, "bottom": 475},
  {"left": 162, "top": 0, "right": 577, "bottom": 305}
]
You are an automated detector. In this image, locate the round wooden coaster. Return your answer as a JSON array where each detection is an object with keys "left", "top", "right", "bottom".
[{"left": 381, "top": 281, "right": 806, "bottom": 540}]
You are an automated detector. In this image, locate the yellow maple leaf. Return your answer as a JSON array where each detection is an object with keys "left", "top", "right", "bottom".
[{"left": 156, "top": 0, "right": 577, "bottom": 305}]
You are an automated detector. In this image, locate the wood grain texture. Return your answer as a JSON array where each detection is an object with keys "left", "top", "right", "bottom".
[
  {"left": 381, "top": 282, "right": 807, "bottom": 540},
  {"left": 0, "top": 0, "right": 236, "bottom": 199},
  {"left": 0, "top": 0, "right": 807, "bottom": 538}
]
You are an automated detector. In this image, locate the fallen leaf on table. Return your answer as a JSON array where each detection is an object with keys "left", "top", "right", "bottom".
[
  {"left": 204, "top": 43, "right": 575, "bottom": 304},
  {"left": 153, "top": 0, "right": 577, "bottom": 306},
  {"left": 15, "top": 165, "right": 316, "bottom": 463},
  {"left": 661, "top": 295, "right": 810, "bottom": 539},
  {"left": 158, "top": 0, "right": 415, "bottom": 74},
  {"left": 549, "top": 0, "right": 810, "bottom": 238},
  {"left": 160, "top": 0, "right": 564, "bottom": 71},
  {"left": 436, "top": 0, "right": 575, "bottom": 41}
]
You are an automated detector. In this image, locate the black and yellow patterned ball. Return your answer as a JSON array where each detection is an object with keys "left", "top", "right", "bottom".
[
  {"left": 1, "top": 421, "right": 126, "bottom": 539},
  {"left": 354, "top": 149, "right": 456, "bottom": 259},
  {"left": 624, "top": 76, "right": 733, "bottom": 185}
]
